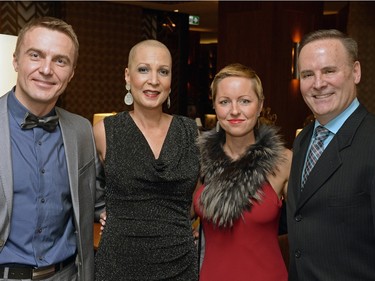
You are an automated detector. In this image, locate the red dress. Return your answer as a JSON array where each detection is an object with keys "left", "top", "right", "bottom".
[{"left": 194, "top": 182, "right": 288, "bottom": 281}]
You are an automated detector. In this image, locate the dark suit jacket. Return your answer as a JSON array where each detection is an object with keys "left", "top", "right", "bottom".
[
  {"left": 0, "top": 92, "right": 98, "bottom": 280},
  {"left": 287, "top": 104, "right": 375, "bottom": 281}
]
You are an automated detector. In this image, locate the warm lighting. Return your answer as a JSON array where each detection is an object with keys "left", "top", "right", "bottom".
[
  {"left": 162, "top": 16, "right": 176, "bottom": 32},
  {"left": 204, "top": 114, "right": 216, "bottom": 129},
  {"left": 195, "top": 117, "right": 203, "bottom": 128},
  {"left": 290, "top": 78, "right": 300, "bottom": 97},
  {"left": 0, "top": 34, "right": 18, "bottom": 97},
  {"left": 296, "top": 128, "right": 303, "bottom": 137},
  {"left": 93, "top": 112, "right": 116, "bottom": 125},
  {"left": 291, "top": 42, "right": 300, "bottom": 79}
]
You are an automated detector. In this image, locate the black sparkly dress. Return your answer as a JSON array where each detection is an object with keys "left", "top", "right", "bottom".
[{"left": 95, "top": 112, "right": 200, "bottom": 281}]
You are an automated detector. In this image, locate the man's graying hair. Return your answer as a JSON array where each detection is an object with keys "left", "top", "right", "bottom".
[{"left": 298, "top": 29, "right": 358, "bottom": 64}]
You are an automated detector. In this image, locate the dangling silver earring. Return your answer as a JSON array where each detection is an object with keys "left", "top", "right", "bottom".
[
  {"left": 124, "top": 84, "right": 133, "bottom": 105},
  {"left": 167, "top": 95, "right": 171, "bottom": 109},
  {"left": 216, "top": 121, "right": 220, "bottom": 133}
]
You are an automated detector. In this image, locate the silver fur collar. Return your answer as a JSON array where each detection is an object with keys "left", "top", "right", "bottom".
[{"left": 197, "top": 125, "right": 285, "bottom": 227}]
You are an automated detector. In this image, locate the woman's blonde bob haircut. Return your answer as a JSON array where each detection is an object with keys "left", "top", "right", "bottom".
[{"left": 210, "top": 63, "right": 264, "bottom": 103}]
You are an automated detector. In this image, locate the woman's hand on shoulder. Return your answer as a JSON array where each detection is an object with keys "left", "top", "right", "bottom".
[{"left": 99, "top": 211, "right": 107, "bottom": 235}]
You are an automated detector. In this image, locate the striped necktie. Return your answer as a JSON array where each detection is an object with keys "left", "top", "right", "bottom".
[{"left": 301, "top": 126, "right": 330, "bottom": 190}]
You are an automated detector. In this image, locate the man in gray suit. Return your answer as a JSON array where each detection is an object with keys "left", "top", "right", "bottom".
[
  {"left": 0, "top": 17, "right": 97, "bottom": 280},
  {"left": 287, "top": 29, "right": 375, "bottom": 280}
]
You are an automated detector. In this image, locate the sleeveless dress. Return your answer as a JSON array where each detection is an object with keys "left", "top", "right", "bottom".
[
  {"left": 95, "top": 112, "right": 200, "bottom": 281},
  {"left": 194, "top": 183, "right": 288, "bottom": 281}
]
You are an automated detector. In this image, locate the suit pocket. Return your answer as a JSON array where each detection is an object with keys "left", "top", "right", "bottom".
[
  {"left": 328, "top": 191, "right": 367, "bottom": 207},
  {"left": 78, "top": 157, "right": 95, "bottom": 175},
  {"left": 78, "top": 157, "right": 96, "bottom": 203}
]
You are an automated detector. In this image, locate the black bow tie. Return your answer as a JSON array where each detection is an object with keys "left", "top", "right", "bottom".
[{"left": 21, "top": 112, "right": 59, "bottom": 132}]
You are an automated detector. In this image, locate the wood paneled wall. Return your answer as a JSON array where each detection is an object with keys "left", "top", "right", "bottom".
[
  {"left": 217, "top": 2, "right": 323, "bottom": 147},
  {"left": 347, "top": 2, "right": 375, "bottom": 114},
  {"left": 217, "top": 1, "right": 375, "bottom": 147}
]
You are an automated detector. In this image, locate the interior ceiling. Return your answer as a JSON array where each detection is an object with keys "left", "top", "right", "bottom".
[{"left": 119, "top": 1, "right": 349, "bottom": 44}]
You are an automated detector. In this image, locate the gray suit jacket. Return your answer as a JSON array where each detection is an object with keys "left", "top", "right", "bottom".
[
  {"left": 287, "top": 104, "right": 375, "bottom": 281},
  {"left": 0, "top": 92, "right": 97, "bottom": 281}
]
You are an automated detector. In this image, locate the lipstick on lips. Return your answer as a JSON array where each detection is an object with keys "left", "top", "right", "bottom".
[{"left": 228, "top": 119, "right": 244, "bottom": 124}]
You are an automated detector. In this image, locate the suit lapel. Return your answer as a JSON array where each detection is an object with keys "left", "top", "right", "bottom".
[
  {"left": 290, "top": 123, "right": 313, "bottom": 204},
  {"left": 56, "top": 108, "right": 80, "bottom": 221},
  {"left": 0, "top": 93, "right": 13, "bottom": 226},
  {"left": 297, "top": 138, "right": 342, "bottom": 208},
  {"left": 296, "top": 105, "right": 367, "bottom": 211}
]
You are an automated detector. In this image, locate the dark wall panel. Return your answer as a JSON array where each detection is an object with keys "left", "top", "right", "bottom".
[
  {"left": 217, "top": 1, "right": 323, "bottom": 147},
  {"left": 348, "top": 2, "right": 375, "bottom": 114},
  {"left": 60, "top": 2, "right": 142, "bottom": 121}
]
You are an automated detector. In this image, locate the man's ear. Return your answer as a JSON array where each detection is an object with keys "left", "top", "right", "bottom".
[
  {"left": 353, "top": 61, "right": 361, "bottom": 85},
  {"left": 68, "top": 70, "right": 75, "bottom": 82},
  {"left": 13, "top": 52, "right": 19, "bottom": 72}
]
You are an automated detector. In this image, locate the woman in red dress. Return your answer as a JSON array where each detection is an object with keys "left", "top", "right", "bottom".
[{"left": 194, "top": 63, "right": 292, "bottom": 281}]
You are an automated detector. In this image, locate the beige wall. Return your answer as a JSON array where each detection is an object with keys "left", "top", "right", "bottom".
[{"left": 0, "top": 34, "right": 17, "bottom": 96}]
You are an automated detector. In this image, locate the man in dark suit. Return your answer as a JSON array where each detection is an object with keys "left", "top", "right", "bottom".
[
  {"left": 287, "top": 29, "right": 375, "bottom": 281},
  {"left": 0, "top": 17, "right": 98, "bottom": 280}
]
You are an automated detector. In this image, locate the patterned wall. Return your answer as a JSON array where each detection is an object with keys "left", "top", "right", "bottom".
[
  {"left": 60, "top": 2, "right": 143, "bottom": 121},
  {"left": 347, "top": 2, "right": 375, "bottom": 114},
  {"left": 0, "top": 1, "right": 56, "bottom": 35}
]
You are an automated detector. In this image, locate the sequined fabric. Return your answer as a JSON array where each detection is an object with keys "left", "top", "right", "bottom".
[{"left": 95, "top": 112, "right": 200, "bottom": 281}]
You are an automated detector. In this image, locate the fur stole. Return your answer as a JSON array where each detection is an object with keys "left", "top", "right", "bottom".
[{"left": 197, "top": 125, "right": 285, "bottom": 227}]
